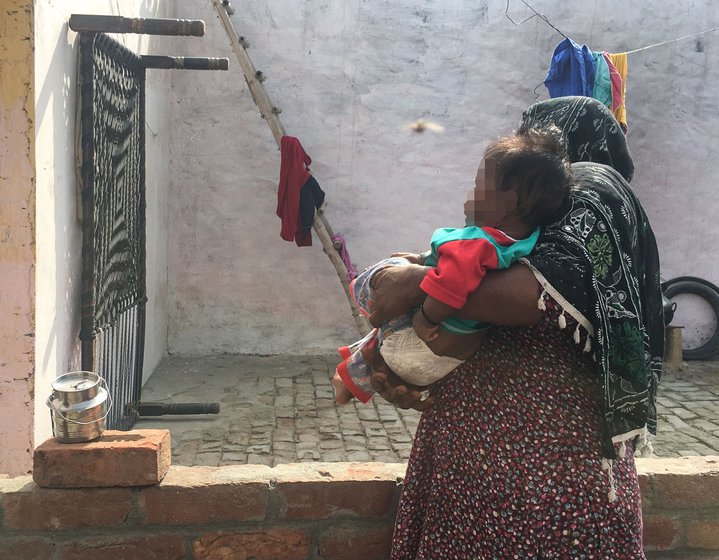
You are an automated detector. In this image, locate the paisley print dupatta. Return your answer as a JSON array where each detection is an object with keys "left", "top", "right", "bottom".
[
  {"left": 522, "top": 162, "right": 663, "bottom": 458},
  {"left": 520, "top": 96, "right": 634, "bottom": 183}
]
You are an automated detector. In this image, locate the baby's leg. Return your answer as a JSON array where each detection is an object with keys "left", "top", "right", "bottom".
[{"left": 426, "top": 329, "right": 488, "bottom": 360}]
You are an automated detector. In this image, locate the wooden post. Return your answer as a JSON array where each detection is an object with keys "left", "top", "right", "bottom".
[
  {"left": 210, "top": 0, "right": 286, "bottom": 145},
  {"left": 69, "top": 15, "right": 205, "bottom": 37},
  {"left": 141, "top": 56, "right": 228, "bottom": 71},
  {"left": 314, "top": 207, "right": 371, "bottom": 335},
  {"left": 664, "top": 325, "right": 685, "bottom": 371},
  {"left": 211, "top": 0, "right": 371, "bottom": 335}
]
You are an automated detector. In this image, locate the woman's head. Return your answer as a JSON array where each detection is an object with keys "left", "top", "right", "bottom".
[
  {"left": 465, "top": 128, "right": 572, "bottom": 229},
  {"left": 519, "top": 96, "right": 634, "bottom": 182}
]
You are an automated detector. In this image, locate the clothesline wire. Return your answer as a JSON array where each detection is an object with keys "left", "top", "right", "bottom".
[
  {"left": 505, "top": 0, "right": 569, "bottom": 39},
  {"left": 506, "top": 0, "right": 719, "bottom": 55},
  {"left": 624, "top": 26, "right": 719, "bottom": 54}
]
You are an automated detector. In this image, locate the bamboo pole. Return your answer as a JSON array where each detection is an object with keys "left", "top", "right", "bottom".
[
  {"left": 211, "top": 1, "right": 286, "bottom": 144},
  {"left": 211, "top": 0, "right": 371, "bottom": 335}
]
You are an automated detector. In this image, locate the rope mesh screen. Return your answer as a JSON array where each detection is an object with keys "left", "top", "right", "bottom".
[{"left": 78, "top": 33, "right": 146, "bottom": 430}]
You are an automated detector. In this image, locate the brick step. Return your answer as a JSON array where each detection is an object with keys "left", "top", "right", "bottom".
[
  {"left": 647, "top": 552, "right": 719, "bottom": 559},
  {"left": 33, "top": 429, "right": 171, "bottom": 488}
]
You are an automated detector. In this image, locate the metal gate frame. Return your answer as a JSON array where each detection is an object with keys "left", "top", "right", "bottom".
[{"left": 77, "top": 32, "right": 147, "bottom": 430}]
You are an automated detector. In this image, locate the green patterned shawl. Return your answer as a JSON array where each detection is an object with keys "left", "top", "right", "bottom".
[{"left": 523, "top": 162, "right": 663, "bottom": 458}]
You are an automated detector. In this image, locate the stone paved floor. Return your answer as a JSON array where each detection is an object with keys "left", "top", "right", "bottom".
[
  {"left": 134, "top": 354, "right": 719, "bottom": 466},
  {"left": 655, "top": 360, "right": 719, "bottom": 457}
]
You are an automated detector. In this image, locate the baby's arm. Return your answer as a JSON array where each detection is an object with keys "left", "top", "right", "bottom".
[
  {"left": 415, "top": 237, "right": 495, "bottom": 342},
  {"left": 426, "top": 328, "right": 488, "bottom": 360},
  {"left": 412, "top": 296, "right": 456, "bottom": 342}
]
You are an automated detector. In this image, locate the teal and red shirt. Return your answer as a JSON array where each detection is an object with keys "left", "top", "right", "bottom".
[{"left": 421, "top": 226, "right": 540, "bottom": 334}]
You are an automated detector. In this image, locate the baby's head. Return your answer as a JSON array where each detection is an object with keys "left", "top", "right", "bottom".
[{"left": 465, "top": 127, "right": 572, "bottom": 230}]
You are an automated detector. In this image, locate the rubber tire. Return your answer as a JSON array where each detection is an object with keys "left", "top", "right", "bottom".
[
  {"left": 663, "top": 278, "right": 719, "bottom": 360},
  {"left": 662, "top": 275, "right": 719, "bottom": 294}
]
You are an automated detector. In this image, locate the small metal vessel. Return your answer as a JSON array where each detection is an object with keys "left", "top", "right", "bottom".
[{"left": 47, "top": 371, "right": 111, "bottom": 443}]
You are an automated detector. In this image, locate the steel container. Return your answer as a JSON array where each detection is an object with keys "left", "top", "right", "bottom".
[{"left": 47, "top": 371, "right": 110, "bottom": 443}]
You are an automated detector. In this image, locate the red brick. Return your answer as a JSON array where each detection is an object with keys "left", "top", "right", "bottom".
[
  {"left": 642, "top": 515, "right": 681, "bottom": 551},
  {"left": 0, "top": 538, "right": 55, "bottom": 560},
  {"left": 317, "top": 523, "right": 393, "bottom": 560},
  {"left": 140, "top": 466, "right": 268, "bottom": 525},
  {"left": 652, "top": 473, "right": 719, "bottom": 509},
  {"left": 33, "top": 430, "right": 171, "bottom": 488},
  {"left": 278, "top": 480, "right": 396, "bottom": 519},
  {"left": 637, "top": 473, "right": 653, "bottom": 507},
  {"left": 274, "top": 463, "right": 401, "bottom": 520},
  {"left": 686, "top": 521, "right": 719, "bottom": 549},
  {"left": 60, "top": 534, "right": 185, "bottom": 560},
  {"left": 192, "top": 529, "right": 309, "bottom": 560},
  {"left": 2, "top": 485, "right": 133, "bottom": 530},
  {"left": 637, "top": 457, "right": 719, "bottom": 508}
]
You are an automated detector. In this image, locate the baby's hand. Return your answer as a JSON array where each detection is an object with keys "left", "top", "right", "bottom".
[{"left": 413, "top": 307, "right": 440, "bottom": 342}]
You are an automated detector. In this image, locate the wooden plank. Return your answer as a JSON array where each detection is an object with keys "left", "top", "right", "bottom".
[
  {"left": 210, "top": 0, "right": 286, "bottom": 145},
  {"left": 141, "top": 55, "right": 228, "bottom": 71},
  {"left": 314, "top": 208, "right": 372, "bottom": 335},
  {"left": 211, "top": 0, "right": 371, "bottom": 335},
  {"left": 69, "top": 15, "right": 205, "bottom": 37}
]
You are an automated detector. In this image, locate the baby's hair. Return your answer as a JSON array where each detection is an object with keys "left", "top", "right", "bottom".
[{"left": 484, "top": 126, "right": 572, "bottom": 227}]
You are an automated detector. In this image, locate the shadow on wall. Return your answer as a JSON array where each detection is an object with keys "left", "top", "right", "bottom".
[
  {"left": 35, "top": 23, "right": 81, "bottom": 379},
  {"left": 32, "top": 0, "right": 178, "bottom": 449}
]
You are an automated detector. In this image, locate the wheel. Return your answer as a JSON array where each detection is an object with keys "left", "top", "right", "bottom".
[
  {"left": 662, "top": 275, "right": 719, "bottom": 294},
  {"left": 663, "top": 278, "right": 719, "bottom": 360}
]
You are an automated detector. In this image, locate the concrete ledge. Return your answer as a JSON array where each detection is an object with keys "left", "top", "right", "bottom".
[
  {"left": 637, "top": 456, "right": 719, "bottom": 553},
  {"left": 0, "top": 459, "right": 716, "bottom": 559},
  {"left": 638, "top": 456, "right": 719, "bottom": 508}
]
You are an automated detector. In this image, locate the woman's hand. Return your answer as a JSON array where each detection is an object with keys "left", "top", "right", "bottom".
[
  {"left": 362, "top": 339, "right": 436, "bottom": 412},
  {"left": 390, "top": 252, "right": 425, "bottom": 265},
  {"left": 368, "top": 264, "right": 427, "bottom": 327}
]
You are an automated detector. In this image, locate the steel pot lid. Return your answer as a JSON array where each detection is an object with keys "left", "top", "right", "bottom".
[
  {"left": 52, "top": 371, "right": 100, "bottom": 392},
  {"left": 51, "top": 371, "right": 103, "bottom": 405}
]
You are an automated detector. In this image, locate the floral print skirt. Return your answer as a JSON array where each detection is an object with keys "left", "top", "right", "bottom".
[{"left": 391, "top": 300, "right": 645, "bottom": 559}]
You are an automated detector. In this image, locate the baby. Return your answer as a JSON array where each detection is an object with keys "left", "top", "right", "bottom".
[{"left": 336, "top": 129, "right": 572, "bottom": 403}]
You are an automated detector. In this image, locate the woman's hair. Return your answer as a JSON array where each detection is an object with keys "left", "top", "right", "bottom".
[{"left": 484, "top": 127, "right": 572, "bottom": 227}]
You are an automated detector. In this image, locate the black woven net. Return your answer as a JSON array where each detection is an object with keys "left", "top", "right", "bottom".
[{"left": 78, "top": 33, "right": 146, "bottom": 430}]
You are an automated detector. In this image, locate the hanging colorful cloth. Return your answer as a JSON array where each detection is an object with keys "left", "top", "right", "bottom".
[
  {"left": 277, "top": 136, "right": 310, "bottom": 243},
  {"left": 296, "top": 175, "right": 325, "bottom": 247},
  {"left": 603, "top": 53, "right": 624, "bottom": 115},
  {"left": 544, "top": 38, "right": 596, "bottom": 97},
  {"left": 607, "top": 52, "right": 628, "bottom": 131},
  {"left": 591, "top": 51, "right": 612, "bottom": 108},
  {"left": 276, "top": 136, "right": 325, "bottom": 247},
  {"left": 330, "top": 233, "right": 358, "bottom": 281}
]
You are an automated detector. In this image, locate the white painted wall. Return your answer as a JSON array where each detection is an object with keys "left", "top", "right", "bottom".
[
  {"left": 167, "top": 0, "right": 719, "bottom": 355},
  {"left": 33, "top": 0, "right": 175, "bottom": 445}
]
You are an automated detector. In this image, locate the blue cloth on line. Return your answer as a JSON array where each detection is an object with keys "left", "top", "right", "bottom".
[{"left": 544, "top": 38, "right": 596, "bottom": 98}]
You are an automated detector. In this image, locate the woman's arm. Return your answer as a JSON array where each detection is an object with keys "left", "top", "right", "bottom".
[
  {"left": 368, "top": 262, "right": 543, "bottom": 328},
  {"left": 454, "top": 263, "right": 543, "bottom": 326},
  {"left": 365, "top": 262, "right": 543, "bottom": 411}
]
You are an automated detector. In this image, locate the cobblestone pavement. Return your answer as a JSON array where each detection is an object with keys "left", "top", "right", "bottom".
[
  {"left": 134, "top": 354, "right": 719, "bottom": 466},
  {"left": 655, "top": 360, "right": 719, "bottom": 457}
]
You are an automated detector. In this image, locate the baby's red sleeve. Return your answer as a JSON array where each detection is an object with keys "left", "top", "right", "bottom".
[{"left": 420, "top": 239, "right": 499, "bottom": 309}]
